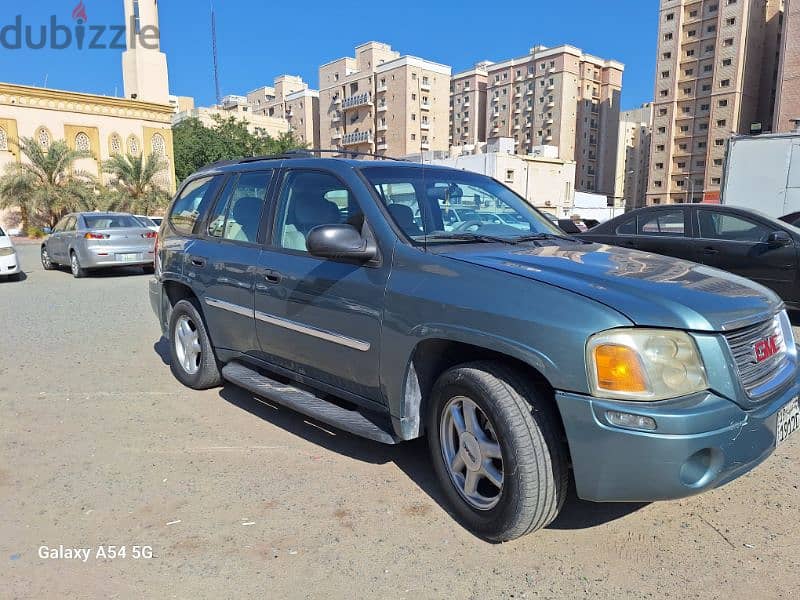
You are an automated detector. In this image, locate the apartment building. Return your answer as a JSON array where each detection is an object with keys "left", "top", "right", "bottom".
[
  {"left": 318, "top": 42, "right": 451, "bottom": 156},
  {"left": 450, "top": 62, "right": 491, "bottom": 147},
  {"left": 646, "top": 0, "right": 784, "bottom": 205},
  {"left": 479, "top": 45, "right": 624, "bottom": 196},
  {"left": 173, "top": 97, "right": 290, "bottom": 139},
  {"left": 615, "top": 103, "right": 654, "bottom": 210},
  {"left": 775, "top": 0, "right": 800, "bottom": 131},
  {"left": 247, "top": 75, "right": 320, "bottom": 147}
]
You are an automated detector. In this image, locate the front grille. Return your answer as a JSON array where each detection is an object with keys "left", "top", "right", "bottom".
[{"left": 723, "top": 315, "right": 788, "bottom": 398}]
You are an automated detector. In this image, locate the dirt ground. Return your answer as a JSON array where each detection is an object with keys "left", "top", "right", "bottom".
[{"left": 1, "top": 243, "right": 798, "bottom": 599}]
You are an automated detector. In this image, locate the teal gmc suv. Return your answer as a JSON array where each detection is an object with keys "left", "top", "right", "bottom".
[{"left": 150, "top": 152, "right": 800, "bottom": 541}]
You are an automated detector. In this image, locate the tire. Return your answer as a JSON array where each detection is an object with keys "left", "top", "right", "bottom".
[
  {"left": 70, "top": 251, "right": 87, "bottom": 278},
  {"left": 168, "top": 299, "right": 222, "bottom": 389},
  {"left": 41, "top": 246, "right": 55, "bottom": 270},
  {"left": 8, "top": 272, "right": 22, "bottom": 282},
  {"left": 427, "top": 361, "right": 568, "bottom": 542}
]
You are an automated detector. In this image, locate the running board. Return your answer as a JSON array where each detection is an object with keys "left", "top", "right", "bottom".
[{"left": 221, "top": 362, "right": 400, "bottom": 445}]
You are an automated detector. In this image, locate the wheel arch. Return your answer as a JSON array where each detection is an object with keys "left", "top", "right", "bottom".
[{"left": 395, "top": 336, "right": 563, "bottom": 442}]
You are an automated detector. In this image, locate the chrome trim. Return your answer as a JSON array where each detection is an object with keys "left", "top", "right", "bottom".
[
  {"left": 254, "top": 310, "right": 371, "bottom": 352},
  {"left": 204, "top": 297, "right": 254, "bottom": 318}
]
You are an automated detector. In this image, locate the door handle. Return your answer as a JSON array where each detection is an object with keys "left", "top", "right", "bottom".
[
  {"left": 190, "top": 256, "right": 207, "bottom": 267},
  {"left": 701, "top": 247, "right": 720, "bottom": 255},
  {"left": 264, "top": 269, "right": 282, "bottom": 284}
]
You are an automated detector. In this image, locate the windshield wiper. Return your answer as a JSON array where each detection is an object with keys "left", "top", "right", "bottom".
[
  {"left": 425, "top": 232, "right": 516, "bottom": 244},
  {"left": 510, "top": 233, "right": 586, "bottom": 244}
]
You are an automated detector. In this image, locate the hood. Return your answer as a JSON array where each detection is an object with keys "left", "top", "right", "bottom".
[{"left": 443, "top": 242, "right": 782, "bottom": 332}]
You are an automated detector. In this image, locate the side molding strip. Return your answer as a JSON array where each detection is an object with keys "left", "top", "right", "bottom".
[
  {"left": 254, "top": 310, "right": 371, "bottom": 352},
  {"left": 204, "top": 296, "right": 255, "bottom": 318}
]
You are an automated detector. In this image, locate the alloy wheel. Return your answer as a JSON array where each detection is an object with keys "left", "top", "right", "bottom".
[
  {"left": 41, "top": 248, "right": 52, "bottom": 269},
  {"left": 439, "top": 396, "right": 504, "bottom": 510},
  {"left": 174, "top": 314, "right": 201, "bottom": 375}
]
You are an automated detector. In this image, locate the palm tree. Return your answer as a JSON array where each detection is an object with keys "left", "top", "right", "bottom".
[
  {"left": 0, "top": 137, "right": 96, "bottom": 230},
  {"left": 102, "top": 152, "right": 171, "bottom": 216}
]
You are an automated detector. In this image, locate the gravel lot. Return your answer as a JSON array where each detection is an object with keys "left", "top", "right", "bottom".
[{"left": 1, "top": 242, "right": 798, "bottom": 599}]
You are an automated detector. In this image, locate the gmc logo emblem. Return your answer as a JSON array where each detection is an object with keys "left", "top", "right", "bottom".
[{"left": 754, "top": 335, "right": 781, "bottom": 363}]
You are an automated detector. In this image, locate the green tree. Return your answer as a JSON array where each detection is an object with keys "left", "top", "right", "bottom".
[
  {"left": 101, "top": 151, "right": 171, "bottom": 216},
  {"left": 0, "top": 137, "right": 96, "bottom": 230},
  {"left": 172, "top": 116, "right": 303, "bottom": 184}
]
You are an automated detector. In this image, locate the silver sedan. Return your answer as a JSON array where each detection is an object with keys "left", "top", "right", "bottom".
[{"left": 41, "top": 212, "right": 157, "bottom": 278}]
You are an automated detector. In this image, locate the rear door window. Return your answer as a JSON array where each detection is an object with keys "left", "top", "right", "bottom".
[
  {"left": 638, "top": 210, "right": 685, "bottom": 236},
  {"left": 207, "top": 171, "right": 272, "bottom": 243},
  {"left": 169, "top": 176, "right": 222, "bottom": 235},
  {"left": 616, "top": 217, "right": 637, "bottom": 235}
]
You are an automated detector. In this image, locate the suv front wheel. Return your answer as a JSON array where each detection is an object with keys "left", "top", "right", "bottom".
[
  {"left": 168, "top": 299, "right": 222, "bottom": 389},
  {"left": 427, "top": 362, "right": 568, "bottom": 541}
]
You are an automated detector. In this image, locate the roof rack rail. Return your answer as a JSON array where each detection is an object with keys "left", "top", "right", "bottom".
[{"left": 239, "top": 148, "right": 410, "bottom": 163}]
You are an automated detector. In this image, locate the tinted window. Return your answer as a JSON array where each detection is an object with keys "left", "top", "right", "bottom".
[
  {"left": 616, "top": 217, "right": 637, "bottom": 235},
  {"left": 207, "top": 171, "right": 271, "bottom": 243},
  {"left": 274, "top": 170, "right": 361, "bottom": 252},
  {"left": 639, "top": 210, "right": 685, "bottom": 236},
  {"left": 64, "top": 216, "right": 77, "bottom": 232},
  {"left": 169, "top": 176, "right": 220, "bottom": 235},
  {"left": 83, "top": 215, "right": 141, "bottom": 229},
  {"left": 698, "top": 211, "right": 771, "bottom": 242},
  {"left": 53, "top": 216, "right": 70, "bottom": 233}
]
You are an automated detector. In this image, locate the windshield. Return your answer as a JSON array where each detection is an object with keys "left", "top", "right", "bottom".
[
  {"left": 135, "top": 216, "right": 157, "bottom": 227},
  {"left": 361, "top": 166, "right": 563, "bottom": 242},
  {"left": 83, "top": 215, "right": 143, "bottom": 229},
  {"left": 0, "top": 225, "right": 5, "bottom": 236}
]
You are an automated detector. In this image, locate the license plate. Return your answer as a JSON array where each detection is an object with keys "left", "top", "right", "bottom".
[
  {"left": 777, "top": 398, "right": 800, "bottom": 446},
  {"left": 117, "top": 253, "right": 140, "bottom": 262}
]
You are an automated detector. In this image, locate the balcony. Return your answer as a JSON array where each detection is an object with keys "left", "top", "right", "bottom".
[
  {"left": 331, "top": 131, "right": 342, "bottom": 140},
  {"left": 514, "top": 108, "right": 521, "bottom": 114},
  {"left": 545, "top": 135, "right": 553, "bottom": 142},
  {"left": 421, "top": 142, "right": 430, "bottom": 149},
  {"left": 545, "top": 118, "right": 554, "bottom": 125},
  {"left": 548, "top": 67, "right": 556, "bottom": 75},
  {"left": 420, "top": 82, "right": 431, "bottom": 92},
  {"left": 377, "top": 103, "right": 388, "bottom": 112},
  {"left": 342, "top": 92, "right": 372, "bottom": 111},
  {"left": 377, "top": 123, "right": 388, "bottom": 132},
  {"left": 377, "top": 142, "right": 388, "bottom": 151},
  {"left": 547, "top": 101, "right": 555, "bottom": 108},
  {"left": 333, "top": 96, "right": 342, "bottom": 105},
  {"left": 546, "top": 84, "right": 555, "bottom": 92},
  {"left": 492, "top": 111, "right": 500, "bottom": 118},
  {"left": 341, "top": 130, "right": 373, "bottom": 146},
  {"left": 526, "top": 89, "right": 534, "bottom": 96},
  {"left": 513, "top": 124, "right": 521, "bottom": 131},
  {"left": 376, "top": 83, "right": 388, "bottom": 92},
  {"left": 420, "top": 102, "right": 431, "bottom": 111},
  {"left": 463, "top": 116, "right": 470, "bottom": 122},
  {"left": 331, "top": 113, "right": 342, "bottom": 123},
  {"left": 420, "top": 122, "right": 430, "bottom": 130}
]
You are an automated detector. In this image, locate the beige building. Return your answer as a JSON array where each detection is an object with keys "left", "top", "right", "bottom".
[
  {"left": 615, "top": 103, "right": 654, "bottom": 210},
  {"left": 775, "top": 0, "right": 800, "bottom": 131},
  {"left": 0, "top": 0, "right": 175, "bottom": 231},
  {"left": 479, "top": 45, "right": 624, "bottom": 197},
  {"left": 172, "top": 101, "right": 290, "bottom": 139},
  {"left": 318, "top": 42, "right": 451, "bottom": 156},
  {"left": 247, "top": 75, "right": 320, "bottom": 147},
  {"left": 430, "top": 141, "right": 576, "bottom": 216},
  {"left": 647, "top": 0, "right": 784, "bottom": 205},
  {"left": 450, "top": 62, "right": 491, "bottom": 147}
]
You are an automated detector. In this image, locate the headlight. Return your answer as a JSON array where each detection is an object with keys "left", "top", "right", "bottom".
[
  {"left": 587, "top": 329, "right": 708, "bottom": 401},
  {"left": 0, "top": 247, "right": 15, "bottom": 257}
]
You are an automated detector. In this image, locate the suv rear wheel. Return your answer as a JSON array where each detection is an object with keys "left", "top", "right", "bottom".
[
  {"left": 168, "top": 299, "right": 222, "bottom": 389},
  {"left": 427, "top": 361, "right": 568, "bottom": 541}
]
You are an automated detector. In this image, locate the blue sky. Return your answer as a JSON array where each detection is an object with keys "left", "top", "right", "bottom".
[{"left": 0, "top": 0, "right": 659, "bottom": 110}]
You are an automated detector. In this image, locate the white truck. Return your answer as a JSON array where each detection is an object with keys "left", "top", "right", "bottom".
[{"left": 721, "top": 130, "right": 800, "bottom": 218}]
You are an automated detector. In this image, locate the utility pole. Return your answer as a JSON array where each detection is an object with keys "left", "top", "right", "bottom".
[{"left": 211, "top": 3, "right": 221, "bottom": 105}]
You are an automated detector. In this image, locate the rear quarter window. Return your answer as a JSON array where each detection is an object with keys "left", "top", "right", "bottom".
[{"left": 169, "top": 176, "right": 222, "bottom": 235}]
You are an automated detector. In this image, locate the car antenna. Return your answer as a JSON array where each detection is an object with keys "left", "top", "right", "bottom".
[{"left": 418, "top": 77, "right": 428, "bottom": 253}]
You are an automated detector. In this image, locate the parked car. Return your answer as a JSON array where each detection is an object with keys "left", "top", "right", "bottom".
[
  {"left": 149, "top": 216, "right": 163, "bottom": 228},
  {"left": 558, "top": 218, "right": 588, "bottom": 234},
  {"left": 152, "top": 155, "right": 799, "bottom": 541},
  {"left": 0, "top": 224, "right": 22, "bottom": 281},
  {"left": 475, "top": 211, "right": 530, "bottom": 230},
  {"left": 41, "top": 212, "right": 157, "bottom": 278},
  {"left": 578, "top": 204, "right": 800, "bottom": 308}
]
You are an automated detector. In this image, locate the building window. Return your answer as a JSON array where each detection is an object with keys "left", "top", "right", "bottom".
[
  {"left": 662, "top": 70, "right": 671, "bottom": 78},
  {"left": 666, "top": 12, "right": 674, "bottom": 21},
  {"left": 660, "top": 90, "right": 669, "bottom": 97},
  {"left": 684, "top": 68, "right": 694, "bottom": 76},
  {"left": 701, "top": 103, "right": 710, "bottom": 111},
  {"left": 663, "top": 51, "right": 672, "bottom": 59},
  {"left": 686, "top": 49, "right": 695, "bottom": 57},
  {"left": 36, "top": 127, "right": 51, "bottom": 149},
  {"left": 706, "top": 25, "right": 716, "bottom": 33},
  {"left": 702, "top": 83, "right": 712, "bottom": 91},
  {"left": 0, "top": 127, "right": 7, "bottom": 152},
  {"left": 664, "top": 33, "right": 673, "bottom": 41},
  {"left": 109, "top": 134, "right": 122, "bottom": 155},
  {"left": 657, "top": 144, "right": 665, "bottom": 151},
  {"left": 75, "top": 132, "right": 91, "bottom": 152},
  {"left": 720, "top": 79, "right": 730, "bottom": 87},
  {"left": 722, "top": 58, "right": 732, "bottom": 66},
  {"left": 704, "top": 64, "right": 713, "bottom": 72},
  {"left": 712, "top": 177, "right": 721, "bottom": 185},
  {"left": 127, "top": 135, "right": 140, "bottom": 155},
  {"left": 723, "top": 38, "right": 734, "bottom": 47},
  {"left": 719, "top": 99, "right": 728, "bottom": 107},
  {"left": 688, "top": 29, "right": 696, "bottom": 37},
  {"left": 717, "top": 119, "right": 727, "bottom": 127},
  {"left": 151, "top": 133, "right": 166, "bottom": 156},
  {"left": 689, "top": 9, "right": 698, "bottom": 17},
  {"left": 659, "top": 108, "right": 668, "bottom": 116},
  {"left": 715, "top": 138, "right": 725, "bottom": 146},
  {"left": 726, "top": 17, "right": 736, "bottom": 26}
]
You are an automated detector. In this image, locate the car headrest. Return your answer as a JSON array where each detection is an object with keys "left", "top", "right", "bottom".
[
  {"left": 294, "top": 196, "right": 340, "bottom": 227},
  {"left": 387, "top": 203, "right": 415, "bottom": 227}
]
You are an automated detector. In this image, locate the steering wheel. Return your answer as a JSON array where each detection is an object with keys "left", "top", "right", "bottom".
[{"left": 454, "top": 220, "right": 485, "bottom": 232}]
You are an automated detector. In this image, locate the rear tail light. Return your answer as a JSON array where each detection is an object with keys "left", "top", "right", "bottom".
[
  {"left": 84, "top": 232, "right": 109, "bottom": 240},
  {"left": 142, "top": 231, "right": 157, "bottom": 239},
  {"left": 153, "top": 232, "right": 159, "bottom": 268}
]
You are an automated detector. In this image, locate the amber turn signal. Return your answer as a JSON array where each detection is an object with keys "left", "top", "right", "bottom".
[{"left": 593, "top": 344, "right": 648, "bottom": 393}]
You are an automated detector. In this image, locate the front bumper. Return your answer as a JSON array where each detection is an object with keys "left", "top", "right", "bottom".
[
  {"left": 555, "top": 375, "right": 800, "bottom": 502},
  {"left": 149, "top": 277, "right": 166, "bottom": 334},
  {"left": 0, "top": 252, "right": 20, "bottom": 275}
]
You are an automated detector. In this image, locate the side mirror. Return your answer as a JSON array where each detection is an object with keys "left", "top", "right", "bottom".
[
  {"left": 306, "top": 224, "right": 377, "bottom": 261},
  {"left": 767, "top": 230, "right": 792, "bottom": 247}
]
